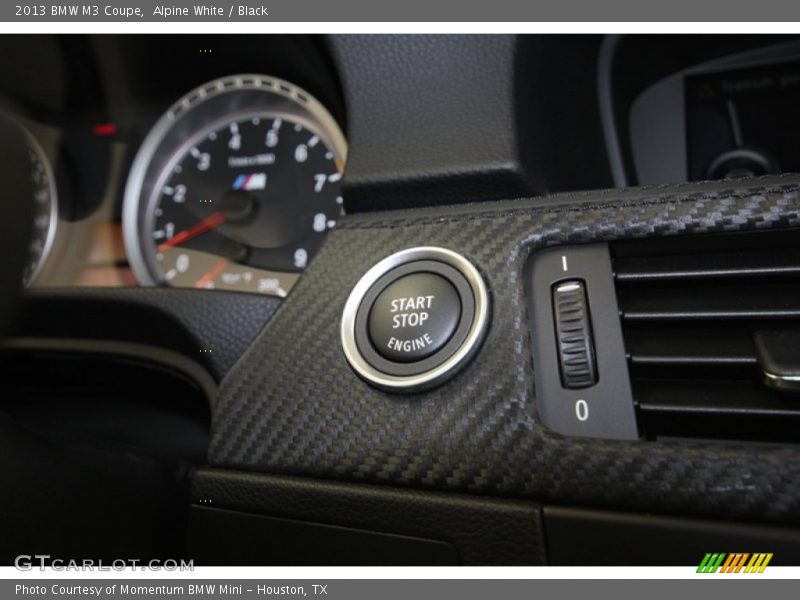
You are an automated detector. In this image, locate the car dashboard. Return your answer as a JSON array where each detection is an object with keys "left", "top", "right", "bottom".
[{"left": 2, "top": 33, "right": 800, "bottom": 566}]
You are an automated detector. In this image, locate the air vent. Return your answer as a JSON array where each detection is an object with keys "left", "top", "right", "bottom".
[{"left": 611, "top": 229, "right": 800, "bottom": 443}]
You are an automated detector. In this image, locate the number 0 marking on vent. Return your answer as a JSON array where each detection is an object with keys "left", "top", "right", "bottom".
[{"left": 575, "top": 399, "right": 589, "bottom": 421}]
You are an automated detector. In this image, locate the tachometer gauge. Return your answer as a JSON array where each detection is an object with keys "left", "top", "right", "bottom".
[
  {"left": 124, "top": 75, "right": 346, "bottom": 297},
  {"left": 23, "top": 129, "right": 58, "bottom": 286}
]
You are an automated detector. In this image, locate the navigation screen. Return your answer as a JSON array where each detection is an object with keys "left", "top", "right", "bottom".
[{"left": 685, "top": 59, "right": 800, "bottom": 181}]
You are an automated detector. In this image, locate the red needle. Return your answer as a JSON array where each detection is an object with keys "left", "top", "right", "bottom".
[
  {"left": 195, "top": 257, "right": 230, "bottom": 289},
  {"left": 157, "top": 211, "right": 226, "bottom": 253}
]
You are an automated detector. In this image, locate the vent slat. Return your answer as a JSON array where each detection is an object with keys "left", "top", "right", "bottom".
[
  {"left": 615, "top": 248, "right": 800, "bottom": 282},
  {"left": 635, "top": 380, "right": 800, "bottom": 418},
  {"left": 619, "top": 284, "right": 800, "bottom": 321},
  {"left": 626, "top": 329, "right": 756, "bottom": 367},
  {"left": 611, "top": 229, "right": 800, "bottom": 443}
]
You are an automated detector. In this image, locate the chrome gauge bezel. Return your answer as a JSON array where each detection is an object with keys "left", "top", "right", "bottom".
[
  {"left": 22, "top": 127, "right": 58, "bottom": 287},
  {"left": 123, "top": 74, "right": 348, "bottom": 291}
]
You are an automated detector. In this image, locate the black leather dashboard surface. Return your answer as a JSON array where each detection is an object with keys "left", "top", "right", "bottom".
[
  {"left": 329, "top": 35, "right": 535, "bottom": 212},
  {"left": 17, "top": 288, "right": 280, "bottom": 380},
  {"left": 191, "top": 469, "right": 546, "bottom": 565},
  {"left": 209, "top": 174, "right": 800, "bottom": 524}
]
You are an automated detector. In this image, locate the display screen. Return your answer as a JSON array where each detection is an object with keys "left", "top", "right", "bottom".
[{"left": 685, "top": 59, "right": 800, "bottom": 180}]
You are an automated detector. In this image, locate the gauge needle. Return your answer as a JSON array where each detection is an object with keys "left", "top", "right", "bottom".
[
  {"left": 195, "top": 257, "right": 230, "bottom": 289},
  {"left": 157, "top": 211, "right": 226, "bottom": 253}
]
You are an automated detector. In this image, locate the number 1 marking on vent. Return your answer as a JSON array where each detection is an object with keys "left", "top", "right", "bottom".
[{"left": 562, "top": 256, "right": 568, "bottom": 271}]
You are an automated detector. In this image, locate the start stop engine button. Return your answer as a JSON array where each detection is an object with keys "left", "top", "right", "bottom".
[
  {"left": 341, "top": 247, "right": 490, "bottom": 392},
  {"left": 368, "top": 273, "right": 461, "bottom": 363}
]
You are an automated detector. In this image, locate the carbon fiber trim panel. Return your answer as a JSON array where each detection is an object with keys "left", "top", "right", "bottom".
[{"left": 210, "top": 174, "right": 800, "bottom": 523}]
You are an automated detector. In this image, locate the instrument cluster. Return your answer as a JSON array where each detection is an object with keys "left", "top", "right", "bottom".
[
  {"left": 124, "top": 74, "right": 346, "bottom": 296},
  {"left": 3, "top": 39, "right": 347, "bottom": 299}
]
